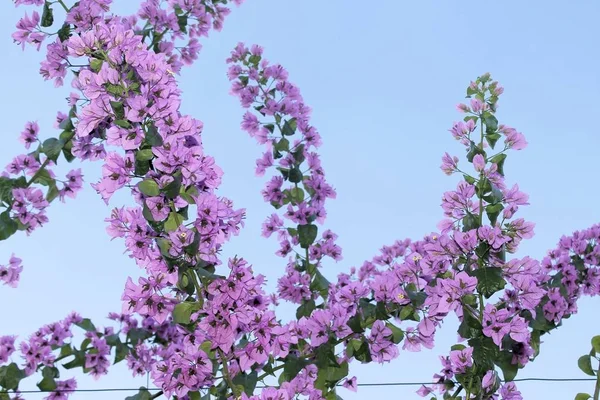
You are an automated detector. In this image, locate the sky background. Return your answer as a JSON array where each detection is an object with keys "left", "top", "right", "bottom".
[{"left": 1, "top": 0, "right": 600, "bottom": 399}]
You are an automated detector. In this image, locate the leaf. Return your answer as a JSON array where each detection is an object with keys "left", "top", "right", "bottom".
[
  {"left": 75, "top": 318, "right": 96, "bottom": 332},
  {"left": 37, "top": 366, "right": 58, "bottom": 391},
  {"left": 298, "top": 224, "right": 318, "bottom": 249},
  {"left": 485, "top": 203, "right": 504, "bottom": 226},
  {"left": 177, "top": 14, "right": 188, "bottom": 33},
  {"left": 172, "top": 302, "right": 201, "bottom": 324},
  {"left": 0, "top": 177, "right": 14, "bottom": 205},
  {"left": 125, "top": 388, "right": 152, "bottom": 400},
  {"left": 484, "top": 114, "right": 499, "bottom": 132},
  {"left": 0, "top": 211, "right": 18, "bottom": 241},
  {"left": 57, "top": 23, "right": 71, "bottom": 42},
  {"left": 466, "top": 141, "right": 486, "bottom": 163},
  {"left": 385, "top": 322, "right": 404, "bottom": 344},
  {"left": 274, "top": 138, "right": 290, "bottom": 152},
  {"left": 114, "top": 119, "right": 131, "bottom": 129},
  {"left": 575, "top": 394, "right": 592, "bottom": 400},
  {"left": 472, "top": 267, "right": 506, "bottom": 298},
  {"left": 578, "top": 355, "right": 595, "bottom": 376},
  {"left": 145, "top": 124, "right": 163, "bottom": 147},
  {"left": 485, "top": 132, "right": 502, "bottom": 149},
  {"left": 162, "top": 175, "right": 182, "bottom": 199},
  {"left": 0, "top": 363, "right": 26, "bottom": 390},
  {"left": 46, "top": 184, "right": 60, "bottom": 202},
  {"left": 138, "top": 180, "right": 160, "bottom": 197},
  {"left": 41, "top": 2, "right": 54, "bottom": 27},
  {"left": 114, "top": 342, "right": 129, "bottom": 364},
  {"left": 495, "top": 351, "right": 518, "bottom": 381},
  {"left": 592, "top": 336, "right": 600, "bottom": 354},
  {"left": 289, "top": 187, "right": 305, "bottom": 203},
  {"left": 282, "top": 118, "right": 297, "bottom": 136},
  {"left": 469, "top": 337, "right": 497, "bottom": 372},
  {"left": 89, "top": 59, "right": 103, "bottom": 73},
  {"left": 462, "top": 212, "right": 479, "bottom": 231},
  {"left": 490, "top": 153, "right": 507, "bottom": 176},
  {"left": 232, "top": 371, "right": 258, "bottom": 396},
  {"left": 296, "top": 299, "right": 316, "bottom": 319},
  {"left": 42, "top": 138, "right": 63, "bottom": 162},
  {"left": 33, "top": 169, "right": 54, "bottom": 187},
  {"left": 288, "top": 167, "right": 303, "bottom": 183},
  {"left": 164, "top": 212, "right": 184, "bottom": 232},
  {"left": 310, "top": 269, "right": 330, "bottom": 298},
  {"left": 136, "top": 149, "right": 154, "bottom": 161}
]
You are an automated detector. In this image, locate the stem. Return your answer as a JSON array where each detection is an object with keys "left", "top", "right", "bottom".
[
  {"left": 150, "top": 391, "right": 163, "bottom": 399},
  {"left": 56, "top": 0, "right": 70, "bottom": 12},
  {"left": 189, "top": 270, "right": 204, "bottom": 307},
  {"left": 593, "top": 364, "right": 600, "bottom": 400},
  {"left": 219, "top": 349, "right": 240, "bottom": 397},
  {"left": 450, "top": 384, "right": 463, "bottom": 399},
  {"left": 477, "top": 112, "right": 485, "bottom": 234}
]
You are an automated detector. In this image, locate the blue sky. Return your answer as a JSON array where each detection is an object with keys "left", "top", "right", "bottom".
[{"left": 1, "top": 0, "right": 599, "bottom": 399}]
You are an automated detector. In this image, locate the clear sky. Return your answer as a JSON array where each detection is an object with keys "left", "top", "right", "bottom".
[{"left": 1, "top": 1, "right": 600, "bottom": 399}]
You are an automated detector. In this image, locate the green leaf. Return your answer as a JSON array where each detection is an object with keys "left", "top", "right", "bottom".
[
  {"left": 90, "top": 58, "right": 103, "bottom": 73},
  {"left": 310, "top": 269, "right": 330, "bottom": 299},
  {"left": 575, "top": 394, "right": 592, "bottom": 400},
  {"left": 46, "top": 183, "right": 60, "bottom": 202},
  {"left": 490, "top": 153, "right": 507, "bottom": 176},
  {"left": 172, "top": 302, "right": 201, "bottom": 324},
  {"left": 0, "top": 211, "right": 18, "bottom": 241},
  {"left": 37, "top": 366, "right": 58, "bottom": 391},
  {"left": 485, "top": 132, "right": 502, "bottom": 149},
  {"left": 289, "top": 187, "right": 305, "bottom": 203},
  {"left": 177, "top": 14, "right": 188, "bottom": 33},
  {"left": 472, "top": 267, "right": 506, "bottom": 298},
  {"left": 578, "top": 355, "right": 595, "bottom": 376},
  {"left": 0, "top": 177, "right": 14, "bottom": 205},
  {"left": 33, "top": 169, "right": 54, "bottom": 187},
  {"left": 164, "top": 212, "right": 184, "bottom": 232},
  {"left": 162, "top": 175, "right": 182, "bottom": 199},
  {"left": 288, "top": 167, "right": 303, "bottom": 183},
  {"left": 466, "top": 141, "right": 486, "bottom": 163},
  {"left": 138, "top": 180, "right": 160, "bottom": 197},
  {"left": 274, "top": 138, "right": 290, "bottom": 152},
  {"left": 135, "top": 149, "right": 154, "bottom": 161},
  {"left": 57, "top": 23, "right": 71, "bottom": 42},
  {"left": 0, "top": 363, "right": 26, "bottom": 390},
  {"left": 125, "top": 388, "right": 152, "bottom": 400},
  {"left": 462, "top": 212, "right": 479, "bottom": 231},
  {"left": 385, "top": 322, "right": 405, "bottom": 344},
  {"left": 75, "top": 318, "right": 96, "bottom": 332},
  {"left": 484, "top": 114, "right": 499, "bottom": 132},
  {"left": 495, "top": 351, "right": 518, "bottom": 381},
  {"left": 485, "top": 203, "right": 504, "bottom": 226},
  {"left": 41, "top": 2, "right": 54, "bottom": 27},
  {"left": 232, "top": 371, "right": 258, "bottom": 396},
  {"left": 296, "top": 299, "right": 316, "bottom": 319},
  {"left": 591, "top": 336, "right": 600, "bottom": 354},
  {"left": 42, "top": 138, "right": 63, "bottom": 162},
  {"left": 145, "top": 124, "right": 163, "bottom": 147},
  {"left": 110, "top": 100, "right": 124, "bottom": 119},
  {"left": 298, "top": 224, "right": 318, "bottom": 249},
  {"left": 469, "top": 337, "right": 498, "bottom": 371},
  {"left": 114, "top": 119, "right": 131, "bottom": 129},
  {"left": 282, "top": 118, "right": 297, "bottom": 136},
  {"left": 115, "top": 342, "right": 129, "bottom": 364}
]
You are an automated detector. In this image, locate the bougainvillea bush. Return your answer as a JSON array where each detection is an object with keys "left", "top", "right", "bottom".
[{"left": 1, "top": 1, "right": 599, "bottom": 399}]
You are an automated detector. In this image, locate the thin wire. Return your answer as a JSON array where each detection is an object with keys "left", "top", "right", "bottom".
[{"left": 8, "top": 377, "right": 597, "bottom": 394}]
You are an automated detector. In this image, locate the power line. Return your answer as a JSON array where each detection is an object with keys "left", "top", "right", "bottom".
[{"left": 8, "top": 377, "right": 597, "bottom": 394}]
